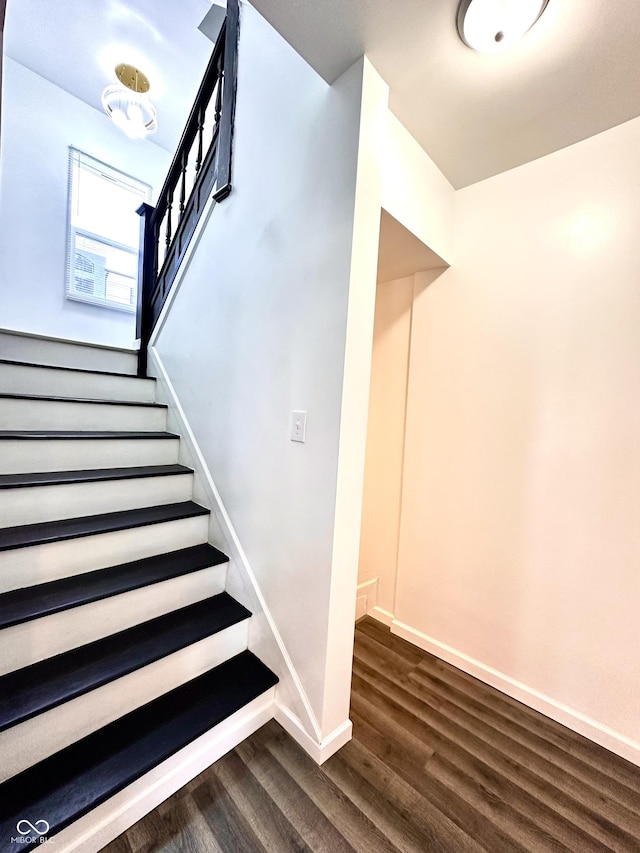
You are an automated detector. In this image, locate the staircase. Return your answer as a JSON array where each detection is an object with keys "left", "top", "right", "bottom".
[{"left": 0, "top": 332, "right": 278, "bottom": 852}]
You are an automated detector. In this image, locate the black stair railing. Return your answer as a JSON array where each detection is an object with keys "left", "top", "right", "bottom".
[{"left": 136, "top": 0, "right": 239, "bottom": 376}]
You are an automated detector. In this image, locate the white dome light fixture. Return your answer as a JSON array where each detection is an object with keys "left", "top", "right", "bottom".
[
  {"left": 457, "top": 0, "right": 550, "bottom": 54},
  {"left": 102, "top": 63, "right": 158, "bottom": 139}
]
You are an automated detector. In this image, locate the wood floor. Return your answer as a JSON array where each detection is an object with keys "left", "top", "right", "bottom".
[{"left": 104, "top": 617, "right": 640, "bottom": 852}]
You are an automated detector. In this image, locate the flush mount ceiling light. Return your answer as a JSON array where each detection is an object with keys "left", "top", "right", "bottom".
[
  {"left": 102, "top": 63, "right": 158, "bottom": 139},
  {"left": 457, "top": 0, "right": 550, "bottom": 54}
]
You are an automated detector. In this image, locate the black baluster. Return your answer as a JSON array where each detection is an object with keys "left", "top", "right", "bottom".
[
  {"left": 179, "top": 152, "right": 187, "bottom": 218},
  {"left": 165, "top": 190, "right": 173, "bottom": 250},
  {"left": 195, "top": 106, "right": 205, "bottom": 175},
  {"left": 214, "top": 66, "right": 223, "bottom": 131},
  {"left": 154, "top": 227, "right": 160, "bottom": 280}
]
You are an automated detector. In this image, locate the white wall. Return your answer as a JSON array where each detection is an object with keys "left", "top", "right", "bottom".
[
  {"left": 394, "top": 115, "right": 640, "bottom": 764},
  {"left": 0, "top": 58, "right": 169, "bottom": 347},
  {"left": 381, "top": 111, "right": 455, "bottom": 265},
  {"left": 358, "top": 275, "right": 413, "bottom": 622},
  {"left": 154, "top": 5, "right": 384, "bottom": 747},
  {"left": 0, "top": 1, "right": 5, "bottom": 147},
  {"left": 321, "top": 56, "right": 387, "bottom": 734}
]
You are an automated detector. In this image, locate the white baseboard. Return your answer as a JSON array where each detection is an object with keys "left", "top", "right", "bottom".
[
  {"left": 391, "top": 619, "right": 640, "bottom": 768},
  {"left": 52, "top": 689, "right": 275, "bottom": 853},
  {"left": 370, "top": 605, "right": 394, "bottom": 626},
  {"left": 274, "top": 703, "right": 353, "bottom": 765},
  {"left": 355, "top": 577, "right": 378, "bottom": 620},
  {"left": 355, "top": 579, "right": 395, "bottom": 626}
]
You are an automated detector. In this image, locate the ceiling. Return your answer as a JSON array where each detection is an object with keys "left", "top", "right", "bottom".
[
  {"left": 5, "top": 0, "right": 639, "bottom": 186},
  {"left": 250, "top": 0, "right": 640, "bottom": 188},
  {"left": 3, "top": 0, "right": 216, "bottom": 153}
]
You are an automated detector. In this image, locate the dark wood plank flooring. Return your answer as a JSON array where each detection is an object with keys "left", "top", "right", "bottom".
[{"left": 103, "top": 617, "right": 640, "bottom": 852}]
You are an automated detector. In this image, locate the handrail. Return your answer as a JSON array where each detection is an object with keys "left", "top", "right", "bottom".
[{"left": 136, "top": 0, "right": 239, "bottom": 376}]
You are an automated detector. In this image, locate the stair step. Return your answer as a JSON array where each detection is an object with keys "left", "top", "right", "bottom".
[
  {"left": 0, "top": 431, "right": 176, "bottom": 440},
  {"left": 0, "top": 358, "right": 144, "bottom": 380},
  {"left": 0, "top": 465, "right": 197, "bottom": 527},
  {"left": 0, "top": 600, "right": 247, "bottom": 780},
  {"left": 0, "top": 433, "right": 181, "bottom": 476},
  {"left": 0, "top": 543, "right": 228, "bottom": 630},
  {"left": 0, "top": 562, "right": 226, "bottom": 676},
  {"left": 0, "top": 502, "right": 209, "bottom": 553},
  {"left": 0, "top": 506, "right": 210, "bottom": 596},
  {"left": 0, "top": 393, "right": 164, "bottom": 408},
  {"left": 0, "top": 330, "right": 138, "bottom": 375},
  {"left": 0, "top": 466, "right": 194, "bottom": 526},
  {"left": 0, "top": 464, "right": 191, "bottom": 489},
  {"left": 0, "top": 593, "right": 250, "bottom": 733},
  {"left": 0, "top": 360, "right": 156, "bottom": 403},
  {"left": 0, "top": 395, "right": 167, "bottom": 433},
  {"left": 0, "top": 651, "right": 278, "bottom": 842}
]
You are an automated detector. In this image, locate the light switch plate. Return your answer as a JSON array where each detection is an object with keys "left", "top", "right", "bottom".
[{"left": 290, "top": 410, "right": 307, "bottom": 442}]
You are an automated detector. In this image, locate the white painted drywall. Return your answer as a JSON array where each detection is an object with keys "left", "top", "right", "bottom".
[
  {"left": 381, "top": 111, "right": 455, "bottom": 265},
  {"left": 358, "top": 275, "right": 413, "bottom": 620},
  {"left": 395, "top": 115, "right": 640, "bottom": 763},
  {"left": 321, "top": 57, "right": 386, "bottom": 734},
  {"left": 155, "top": 5, "right": 383, "bottom": 740},
  {"left": 0, "top": 1, "right": 5, "bottom": 148},
  {"left": 0, "top": 58, "right": 169, "bottom": 347}
]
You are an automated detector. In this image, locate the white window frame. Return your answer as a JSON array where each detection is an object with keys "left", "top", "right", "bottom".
[{"left": 66, "top": 147, "right": 151, "bottom": 313}]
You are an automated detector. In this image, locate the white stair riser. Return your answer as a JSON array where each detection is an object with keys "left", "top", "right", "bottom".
[
  {"left": 0, "top": 437, "right": 180, "bottom": 474},
  {"left": 0, "top": 330, "right": 138, "bottom": 375},
  {"left": 0, "top": 363, "right": 155, "bottom": 403},
  {"left": 0, "top": 474, "right": 194, "bottom": 527},
  {"left": 0, "top": 514, "right": 209, "bottom": 594},
  {"left": 0, "top": 622, "right": 247, "bottom": 781},
  {"left": 0, "top": 398, "right": 167, "bottom": 432},
  {"left": 0, "top": 564, "right": 227, "bottom": 675}
]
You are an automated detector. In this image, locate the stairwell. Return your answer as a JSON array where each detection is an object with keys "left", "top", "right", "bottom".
[{"left": 0, "top": 330, "right": 278, "bottom": 852}]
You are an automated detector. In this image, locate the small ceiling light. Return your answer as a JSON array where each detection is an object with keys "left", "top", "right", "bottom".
[
  {"left": 102, "top": 63, "right": 158, "bottom": 139},
  {"left": 457, "top": 0, "right": 549, "bottom": 54}
]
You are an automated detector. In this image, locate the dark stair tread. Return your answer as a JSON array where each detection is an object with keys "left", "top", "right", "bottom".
[
  {"left": 0, "top": 651, "right": 278, "bottom": 846},
  {"left": 0, "top": 464, "right": 193, "bottom": 489},
  {"left": 0, "top": 543, "right": 228, "bottom": 630},
  {"left": 0, "top": 501, "right": 209, "bottom": 552},
  {"left": 0, "top": 592, "right": 250, "bottom": 732},
  {"left": 0, "top": 431, "right": 178, "bottom": 440},
  {"left": 0, "top": 358, "right": 153, "bottom": 381},
  {"left": 0, "top": 392, "right": 166, "bottom": 409}
]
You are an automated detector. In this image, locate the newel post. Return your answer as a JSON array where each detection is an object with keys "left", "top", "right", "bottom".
[{"left": 136, "top": 202, "right": 158, "bottom": 378}]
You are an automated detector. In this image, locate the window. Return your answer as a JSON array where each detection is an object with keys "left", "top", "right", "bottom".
[{"left": 66, "top": 148, "right": 151, "bottom": 312}]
